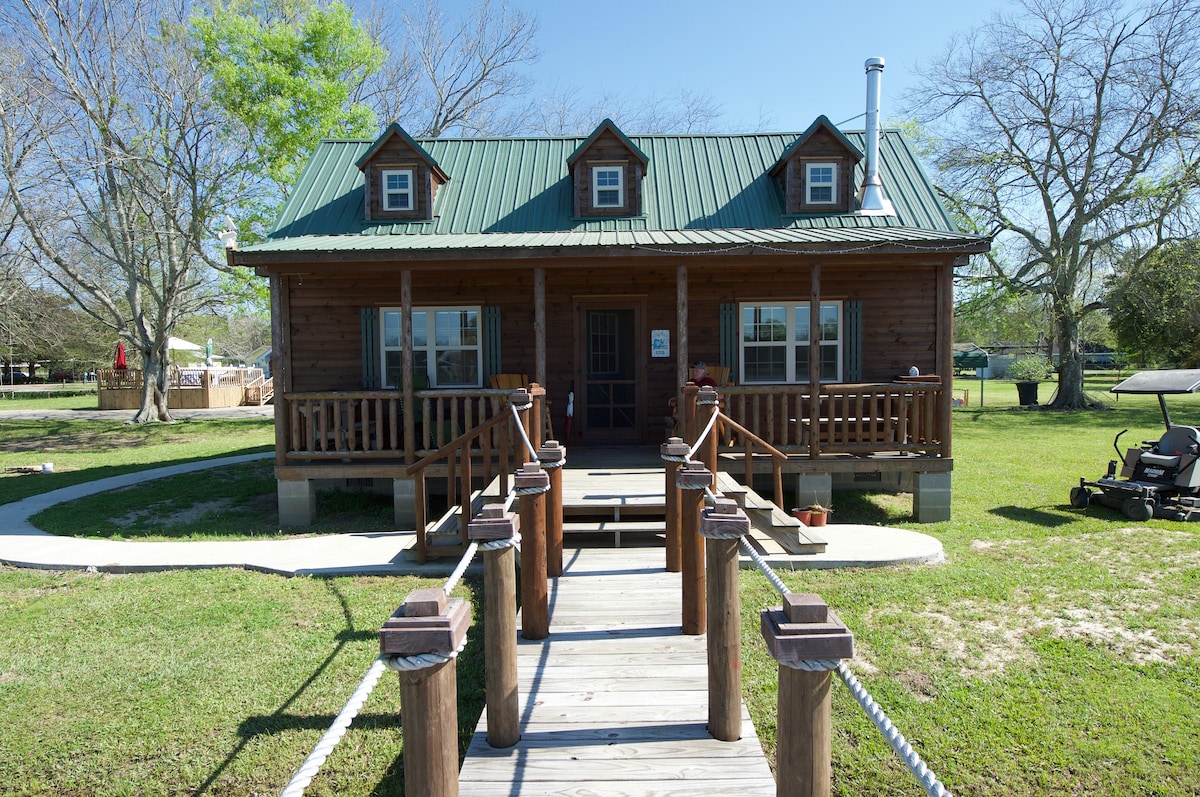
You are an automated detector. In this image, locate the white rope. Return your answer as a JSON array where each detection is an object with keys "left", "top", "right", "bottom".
[
  {"left": 382, "top": 636, "right": 468, "bottom": 672},
  {"left": 686, "top": 410, "right": 722, "bottom": 460},
  {"left": 508, "top": 403, "right": 538, "bottom": 460},
  {"left": 739, "top": 536, "right": 790, "bottom": 595},
  {"left": 278, "top": 658, "right": 389, "bottom": 797},
  {"left": 836, "top": 662, "right": 955, "bottom": 797},
  {"left": 736, "top": 537, "right": 954, "bottom": 797},
  {"left": 280, "top": 527, "right": 484, "bottom": 796},
  {"left": 443, "top": 542, "right": 478, "bottom": 595}
]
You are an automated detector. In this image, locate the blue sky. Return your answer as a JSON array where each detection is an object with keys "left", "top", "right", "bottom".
[{"left": 497, "top": 0, "right": 1009, "bottom": 133}]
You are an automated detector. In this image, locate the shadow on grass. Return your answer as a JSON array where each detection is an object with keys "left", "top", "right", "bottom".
[
  {"left": 198, "top": 576, "right": 488, "bottom": 797},
  {"left": 988, "top": 504, "right": 1079, "bottom": 528}
]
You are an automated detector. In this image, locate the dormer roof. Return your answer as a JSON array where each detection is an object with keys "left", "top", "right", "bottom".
[
  {"left": 567, "top": 119, "right": 649, "bottom": 169},
  {"left": 356, "top": 122, "right": 449, "bottom": 182},
  {"left": 770, "top": 115, "right": 863, "bottom": 177}
]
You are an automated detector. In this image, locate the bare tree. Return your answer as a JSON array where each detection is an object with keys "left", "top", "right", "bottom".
[
  {"left": 528, "top": 84, "right": 724, "bottom": 136},
  {"left": 355, "top": 0, "right": 540, "bottom": 136},
  {"left": 909, "top": 0, "right": 1200, "bottom": 408},
  {"left": 0, "top": 0, "right": 257, "bottom": 421}
]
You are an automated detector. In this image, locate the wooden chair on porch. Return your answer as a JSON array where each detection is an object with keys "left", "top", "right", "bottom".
[{"left": 489, "top": 373, "right": 528, "bottom": 389}]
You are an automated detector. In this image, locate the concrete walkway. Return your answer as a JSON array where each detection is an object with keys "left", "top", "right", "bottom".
[{"left": 1, "top": 408, "right": 945, "bottom": 576}]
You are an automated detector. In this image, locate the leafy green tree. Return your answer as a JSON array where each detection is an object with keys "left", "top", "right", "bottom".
[
  {"left": 909, "top": 0, "right": 1200, "bottom": 409},
  {"left": 191, "top": 0, "right": 383, "bottom": 194},
  {"left": 1106, "top": 241, "right": 1200, "bottom": 367}
]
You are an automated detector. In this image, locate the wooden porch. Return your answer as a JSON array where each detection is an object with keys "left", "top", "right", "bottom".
[
  {"left": 97, "top": 367, "right": 274, "bottom": 410},
  {"left": 271, "top": 380, "right": 954, "bottom": 530}
]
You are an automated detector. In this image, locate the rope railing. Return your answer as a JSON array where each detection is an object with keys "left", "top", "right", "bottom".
[
  {"left": 508, "top": 401, "right": 538, "bottom": 461},
  {"left": 738, "top": 536, "right": 955, "bottom": 797},
  {"left": 278, "top": 538, "right": 484, "bottom": 797}
]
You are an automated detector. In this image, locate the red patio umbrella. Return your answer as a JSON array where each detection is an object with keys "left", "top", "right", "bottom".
[{"left": 114, "top": 342, "right": 127, "bottom": 370}]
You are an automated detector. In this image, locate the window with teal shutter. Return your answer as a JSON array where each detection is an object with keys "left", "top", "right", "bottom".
[
  {"left": 719, "top": 303, "right": 737, "bottom": 378},
  {"left": 843, "top": 300, "right": 862, "bottom": 382},
  {"left": 361, "top": 308, "right": 379, "bottom": 388},
  {"left": 484, "top": 306, "right": 502, "bottom": 379}
]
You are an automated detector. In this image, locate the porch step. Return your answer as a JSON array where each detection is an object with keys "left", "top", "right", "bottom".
[
  {"left": 716, "top": 473, "right": 826, "bottom": 555},
  {"left": 562, "top": 520, "right": 665, "bottom": 548}
]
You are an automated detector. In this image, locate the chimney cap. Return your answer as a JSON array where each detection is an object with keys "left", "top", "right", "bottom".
[{"left": 865, "top": 56, "right": 885, "bottom": 70}]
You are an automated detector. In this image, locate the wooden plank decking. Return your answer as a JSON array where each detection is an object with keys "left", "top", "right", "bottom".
[{"left": 457, "top": 546, "right": 777, "bottom": 796}]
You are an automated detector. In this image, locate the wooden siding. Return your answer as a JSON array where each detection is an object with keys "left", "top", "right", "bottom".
[
  {"left": 362, "top": 136, "right": 443, "bottom": 221},
  {"left": 571, "top": 130, "right": 644, "bottom": 217},
  {"left": 279, "top": 253, "right": 946, "bottom": 445},
  {"left": 780, "top": 126, "right": 859, "bottom": 214}
]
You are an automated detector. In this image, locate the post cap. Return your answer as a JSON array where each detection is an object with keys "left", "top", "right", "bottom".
[
  {"left": 661, "top": 437, "right": 691, "bottom": 458},
  {"left": 515, "top": 461, "right": 550, "bottom": 490},
  {"left": 677, "top": 460, "right": 713, "bottom": 490},
  {"left": 760, "top": 594, "right": 854, "bottom": 663},
  {"left": 537, "top": 440, "right": 565, "bottom": 462},
  {"left": 510, "top": 387, "right": 531, "bottom": 406},
  {"left": 467, "top": 507, "right": 519, "bottom": 541},
  {"left": 380, "top": 593, "right": 471, "bottom": 656},
  {"left": 701, "top": 500, "right": 750, "bottom": 538}
]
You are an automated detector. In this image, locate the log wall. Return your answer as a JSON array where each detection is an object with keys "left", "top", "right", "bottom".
[{"left": 280, "top": 252, "right": 946, "bottom": 444}]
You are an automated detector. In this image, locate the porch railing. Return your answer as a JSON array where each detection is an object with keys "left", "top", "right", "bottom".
[
  {"left": 282, "top": 388, "right": 521, "bottom": 464},
  {"left": 722, "top": 381, "right": 945, "bottom": 457}
]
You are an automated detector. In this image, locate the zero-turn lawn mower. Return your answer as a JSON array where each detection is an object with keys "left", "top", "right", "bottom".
[{"left": 1071, "top": 369, "right": 1200, "bottom": 522}]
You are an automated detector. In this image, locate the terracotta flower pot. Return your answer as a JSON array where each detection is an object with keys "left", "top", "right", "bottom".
[
  {"left": 790, "top": 508, "right": 812, "bottom": 525},
  {"left": 808, "top": 511, "right": 828, "bottom": 527}
]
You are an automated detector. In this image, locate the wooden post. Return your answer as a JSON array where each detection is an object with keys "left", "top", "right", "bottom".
[
  {"left": 677, "top": 460, "right": 712, "bottom": 635},
  {"left": 398, "top": 662, "right": 458, "bottom": 797},
  {"left": 660, "top": 437, "right": 690, "bottom": 573},
  {"left": 468, "top": 505, "right": 521, "bottom": 749},
  {"left": 401, "top": 269, "right": 415, "bottom": 465},
  {"left": 761, "top": 593, "right": 854, "bottom": 797},
  {"left": 538, "top": 440, "right": 566, "bottom": 577},
  {"left": 697, "top": 386, "right": 719, "bottom": 474},
  {"left": 380, "top": 589, "right": 471, "bottom": 797},
  {"left": 809, "top": 263, "right": 821, "bottom": 460},
  {"left": 534, "top": 268, "right": 547, "bottom": 386},
  {"left": 515, "top": 461, "right": 550, "bottom": 640},
  {"left": 701, "top": 497, "right": 750, "bottom": 741}
]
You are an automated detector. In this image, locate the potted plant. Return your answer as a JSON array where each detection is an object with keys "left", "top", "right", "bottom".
[
  {"left": 806, "top": 503, "right": 832, "bottom": 527},
  {"left": 790, "top": 507, "right": 812, "bottom": 525},
  {"left": 1008, "top": 356, "right": 1052, "bottom": 406}
]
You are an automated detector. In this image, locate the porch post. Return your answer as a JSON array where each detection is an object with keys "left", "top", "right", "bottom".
[
  {"left": 809, "top": 263, "right": 822, "bottom": 459},
  {"left": 270, "top": 274, "right": 289, "bottom": 466},
  {"left": 938, "top": 261, "right": 957, "bottom": 458},
  {"left": 534, "top": 268, "right": 547, "bottom": 386},
  {"left": 401, "top": 269, "right": 415, "bottom": 465},
  {"left": 677, "top": 263, "right": 689, "bottom": 395}
]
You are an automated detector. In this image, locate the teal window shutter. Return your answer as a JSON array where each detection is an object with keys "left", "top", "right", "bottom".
[
  {"left": 719, "top": 303, "right": 738, "bottom": 379},
  {"left": 361, "top": 308, "right": 379, "bottom": 388},
  {"left": 484, "top": 306, "right": 502, "bottom": 379},
  {"left": 844, "top": 300, "right": 862, "bottom": 382}
]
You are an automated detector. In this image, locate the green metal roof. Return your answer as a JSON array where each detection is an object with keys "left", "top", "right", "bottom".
[{"left": 250, "top": 126, "right": 987, "bottom": 255}]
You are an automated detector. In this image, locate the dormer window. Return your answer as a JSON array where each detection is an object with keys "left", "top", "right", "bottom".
[
  {"left": 593, "top": 166, "right": 624, "bottom": 208},
  {"left": 383, "top": 169, "right": 414, "bottom": 211},
  {"left": 806, "top": 163, "right": 836, "bottom": 205}
]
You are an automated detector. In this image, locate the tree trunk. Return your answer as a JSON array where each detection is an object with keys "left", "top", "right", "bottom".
[
  {"left": 132, "top": 349, "right": 174, "bottom": 423},
  {"left": 1048, "top": 300, "right": 1088, "bottom": 410}
]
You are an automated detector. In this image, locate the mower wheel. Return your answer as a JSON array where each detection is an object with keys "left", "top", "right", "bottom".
[
  {"left": 1122, "top": 496, "right": 1154, "bottom": 522},
  {"left": 1069, "top": 486, "right": 1091, "bottom": 509}
]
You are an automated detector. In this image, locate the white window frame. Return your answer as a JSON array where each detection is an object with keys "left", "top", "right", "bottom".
[
  {"left": 805, "top": 162, "right": 837, "bottom": 205},
  {"left": 381, "top": 305, "right": 482, "bottom": 388},
  {"left": 592, "top": 165, "right": 624, "bottom": 208},
  {"left": 739, "top": 301, "right": 843, "bottom": 384},
  {"left": 381, "top": 168, "right": 414, "bottom": 211}
]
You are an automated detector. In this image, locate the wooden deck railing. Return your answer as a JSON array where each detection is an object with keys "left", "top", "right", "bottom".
[
  {"left": 282, "top": 388, "right": 518, "bottom": 463},
  {"left": 722, "top": 381, "right": 945, "bottom": 457}
]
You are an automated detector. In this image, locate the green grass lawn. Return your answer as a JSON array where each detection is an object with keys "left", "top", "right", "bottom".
[{"left": 1, "top": 377, "right": 1198, "bottom": 795}]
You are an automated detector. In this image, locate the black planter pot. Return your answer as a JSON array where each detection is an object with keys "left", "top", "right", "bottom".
[{"left": 1016, "top": 381, "right": 1039, "bottom": 406}]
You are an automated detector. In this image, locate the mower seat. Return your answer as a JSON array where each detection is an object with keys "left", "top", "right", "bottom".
[{"left": 1141, "top": 425, "right": 1200, "bottom": 469}]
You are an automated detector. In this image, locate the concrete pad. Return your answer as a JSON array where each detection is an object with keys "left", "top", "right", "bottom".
[{"left": 747, "top": 523, "right": 945, "bottom": 570}]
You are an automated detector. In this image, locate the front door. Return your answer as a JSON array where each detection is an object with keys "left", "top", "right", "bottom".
[{"left": 577, "top": 303, "right": 642, "bottom": 443}]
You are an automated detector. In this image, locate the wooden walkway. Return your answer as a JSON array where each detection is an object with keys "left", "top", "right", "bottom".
[{"left": 457, "top": 546, "right": 777, "bottom": 796}]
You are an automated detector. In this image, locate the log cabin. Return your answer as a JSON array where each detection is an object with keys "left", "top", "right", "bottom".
[{"left": 228, "top": 59, "right": 989, "bottom": 528}]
